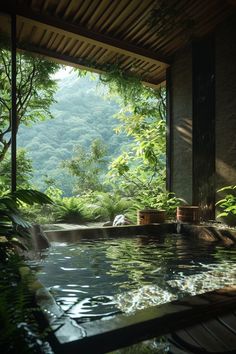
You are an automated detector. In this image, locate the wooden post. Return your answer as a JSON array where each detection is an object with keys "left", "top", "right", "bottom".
[
  {"left": 11, "top": 11, "right": 17, "bottom": 193},
  {"left": 166, "top": 67, "right": 173, "bottom": 192},
  {"left": 192, "top": 36, "right": 215, "bottom": 220}
]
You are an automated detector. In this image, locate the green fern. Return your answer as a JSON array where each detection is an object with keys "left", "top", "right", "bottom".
[
  {"left": 89, "top": 192, "right": 132, "bottom": 221},
  {"left": 54, "top": 197, "right": 88, "bottom": 223},
  {"left": 0, "top": 189, "right": 53, "bottom": 256},
  {"left": 0, "top": 254, "right": 46, "bottom": 353}
]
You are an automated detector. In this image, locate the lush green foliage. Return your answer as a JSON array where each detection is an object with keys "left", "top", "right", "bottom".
[
  {"left": 216, "top": 185, "right": 236, "bottom": 218},
  {"left": 20, "top": 187, "right": 92, "bottom": 224},
  {"left": 0, "top": 189, "right": 52, "bottom": 252},
  {"left": 53, "top": 196, "right": 90, "bottom": 223},
  {"left": 88, "top": 192, "right": 133, "bottom": 221},
  {"left": 107, "top": 118, "right": 166, "bottom": 199},
  {"left": 0, "top": 148, "right": 33, "bottom": 191},
  {"left": 133, "top": 191, "right": 182, "bottom": 217},
  {"left": 18, "top": 72, "right": 130, "bottom": 195},
  {"left": 63, "top": 138, "right": 109, "bottom": 194},
  {"left": 18, "top": 66, "right": 176, "bottom": 222},
  {"left": 100, "top": 68, "right": 171, "bottom": 212},
  {"left": 15, "top": 64, "right": 180, "bottom": 222},
  {"left": 21, "top": 187, "right": 133, "bottom": 224},
  {"left": 99, "top": 65, "right": 146, "bottom": 105},
  {"left": 0, "top": 45, "right": 59, "bottom": 162},
  {"left": 0, "top": 253, "right": 48, "bottom": 352}
]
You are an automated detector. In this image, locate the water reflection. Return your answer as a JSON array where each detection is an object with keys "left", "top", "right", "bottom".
[{"left": 29, "top": 234, "right": 236, "bottom": 323}]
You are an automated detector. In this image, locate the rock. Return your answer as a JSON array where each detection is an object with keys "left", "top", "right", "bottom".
[
  {"left": 30, "top": 224, "right": 50, "bottom": 250},
  {"left": 113, "top": 214, "right": 132, "bottom": 226}
]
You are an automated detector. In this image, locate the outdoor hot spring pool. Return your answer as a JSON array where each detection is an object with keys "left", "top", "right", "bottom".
[{"left": 29, "top": 233, "right": 236, "bottom": 324}]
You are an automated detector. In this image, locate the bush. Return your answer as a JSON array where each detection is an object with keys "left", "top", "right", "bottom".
[
  {"left": 88, "top": 192, "right": 133, "bottom": 221},
  {"left": 0, "top": 189, "right": 53, "bottom": 252},
  {"left": 0, "top": 253, "right": 48, "bottom": 352},
  {"left": 131, "top": 191, "right": 183, "bottom": 217},
  {"left": 216, "top": 185, "right": 236, "bottom": 226},
  {"left": 53, "top": 197, "right": 88, "bottom": 223},
  {"left": 216, "top": 185, "right": 236, "bottom": 218}
]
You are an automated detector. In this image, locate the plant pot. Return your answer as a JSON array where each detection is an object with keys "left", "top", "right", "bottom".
[
  {"left": 137, "top": 209, "right": 166, "bottom": 225},
  {"left": 176, "top": 206, "right": 200, "bottom": 224}
]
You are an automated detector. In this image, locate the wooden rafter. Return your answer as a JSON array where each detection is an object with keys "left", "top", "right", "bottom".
[
  {"left": 16, "top": 6, "right": 170, "bottom": 68},
  {"left": 17, "top": 43, "right": 165, "bottom": 88}
]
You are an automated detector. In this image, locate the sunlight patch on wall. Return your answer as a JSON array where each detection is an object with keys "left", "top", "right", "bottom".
[{"left": 216, "top": 158, "right": 236, "bottom": 186}]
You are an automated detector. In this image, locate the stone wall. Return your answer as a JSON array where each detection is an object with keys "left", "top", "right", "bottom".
[
  {"left": 170, "top": 15, "right": 236, "bottom": 210},
  {"left": 215, "top": 16, "right": 236, "bottom": 193},
  {"left": 171, "top": 46, "right": 192, "bottom": 203}
]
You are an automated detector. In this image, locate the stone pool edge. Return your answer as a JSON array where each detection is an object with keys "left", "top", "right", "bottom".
[{"left": 43, "top": 221, "right": 236, "bottom": 244}]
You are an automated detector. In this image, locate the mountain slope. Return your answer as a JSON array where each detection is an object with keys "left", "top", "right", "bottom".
[{"left": 18, "top": 71, "right": 128, "bottom": 195}]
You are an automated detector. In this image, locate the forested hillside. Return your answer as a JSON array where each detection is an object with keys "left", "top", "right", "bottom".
[{"left": 17, "top": 70, "right": 129, "bottom": 195}]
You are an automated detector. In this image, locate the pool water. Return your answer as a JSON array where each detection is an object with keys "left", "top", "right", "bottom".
[{"left": 29, "top": 234, "right": 236, "bottom": 324}]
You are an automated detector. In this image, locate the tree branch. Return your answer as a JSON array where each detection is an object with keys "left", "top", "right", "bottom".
[
  {"left": 0, "top": 51, "right": 11, "bottom": 84},
  {"left": 19, "top": 63, "right": 36, "bottom": 111},
  {"left": 0, "top": 138, "right": 11, "bottom": 163},
  {"left": 0, "top": 97, "right": 10, "bottom": 111}
]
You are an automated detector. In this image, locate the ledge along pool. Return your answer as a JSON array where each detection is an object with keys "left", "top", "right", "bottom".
[{"left": 28, "top": 232, "right": 236, "bottom": 326}]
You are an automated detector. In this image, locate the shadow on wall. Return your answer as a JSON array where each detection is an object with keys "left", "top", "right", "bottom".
[
  {"left": 175, "top": 118, "right": 192, "bottom": 146},
  {"left": 216, "top": 159, "right": 236, "bottom": 192},
  {"left": 173, "top": 117, "right": 192, "bottom": 204}
]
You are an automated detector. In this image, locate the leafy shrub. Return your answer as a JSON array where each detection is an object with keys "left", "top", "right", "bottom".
[
  {"left": 20, "top": 188, "right": 98, "bottom": 225},
  {"left": 0, "top": 189, "right": 53, "bottom": 254},
  {"left": 0, "top": 253, "right": 48, "bottom": 352},
  {"left": 89, "top": 192, "right": 133, "bottom": 221},
  {"left": 133, "top": 191, "right": 183, "bottom": 216},
  {"left": 53, "top": 197, "right": 89, "bottom": 223},
  {"left": 216, "top": 185, "right": 236, "bottom": 218},
  {"left": 20, "top": 203, "right": 54, "bottom": 225},
  {"left": 20, "top": 187, "right": 68, "bottom": 225}
]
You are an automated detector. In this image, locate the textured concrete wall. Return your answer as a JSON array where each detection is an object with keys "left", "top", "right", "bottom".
[
  {"left": 171, "top": 46, "right": 193, "bottom": 203},
  {"left": 171, "top": 16, "right": 236, "bottom": 207},
  {"left": 215, "top": 16, "right": 236, "bottom": 192}
]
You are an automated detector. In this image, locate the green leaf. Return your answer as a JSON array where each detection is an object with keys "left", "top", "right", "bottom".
[
  {"left": 216, "top": 212, "right": 228, "bottom": 218},
  {"left": 13, "top": 189, "right": 53, "bottom": 205}
]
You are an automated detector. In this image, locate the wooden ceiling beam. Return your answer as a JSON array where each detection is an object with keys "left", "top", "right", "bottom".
[
  {"left": 16, "top": 6, "right": 170, "bottom": 68},
  {"left": 17, "top": 42, "right": 165, "bottom": 88}
]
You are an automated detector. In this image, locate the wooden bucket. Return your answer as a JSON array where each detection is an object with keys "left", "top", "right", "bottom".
[
  {"left": 176, "top": 206, "right": 200, "bottom": 224},
  {"left": 137, "top": 209, "right": 165, "bottom": 225}
]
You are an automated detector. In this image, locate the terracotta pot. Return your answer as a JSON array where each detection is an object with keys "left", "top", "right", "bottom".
[
  {"left": 137, "top": 209, "right": 166, "bottom": 225},
  {"left": 176, "top": 206, "right": 200, "bottom": 224}
]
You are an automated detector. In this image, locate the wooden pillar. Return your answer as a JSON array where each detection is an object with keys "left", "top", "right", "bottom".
[
  {"left": 11, "top": 11, "right": 17, "bottom": 193},
  {"left": 166, "top": 67, "right": 173, "bottom": 191},
  {"left": 192, "top": 36, "right": 215, "bottom": 220}
]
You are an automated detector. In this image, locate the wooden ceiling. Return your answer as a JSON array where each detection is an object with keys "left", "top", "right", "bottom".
[{"left": 1, "top": 0, "right": 235, "bottom": 86}]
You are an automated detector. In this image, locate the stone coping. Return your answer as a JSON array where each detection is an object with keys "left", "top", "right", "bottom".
[
  {"left": 44, "top": 222, "right": 236, "bottom": 245},
  {"left": 35, "top": 283, "right": 236, "bottom": 353},
  {"left": 180, "top": 223, "right": 236, "bottom": 245},
  {"left": 44, "top": 223, "right": 176, "bottom": 243}
]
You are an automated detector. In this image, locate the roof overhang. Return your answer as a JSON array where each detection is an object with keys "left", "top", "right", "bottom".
[{"left": 0, "top": 0, "right": 235, "bottom": 87}]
